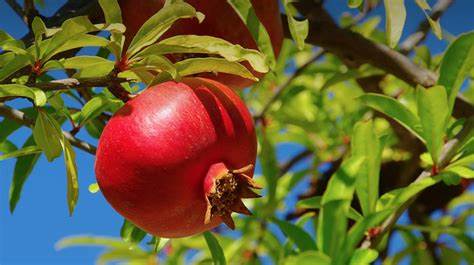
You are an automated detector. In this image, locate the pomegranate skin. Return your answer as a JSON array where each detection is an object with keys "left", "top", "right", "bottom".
[
  {"left": 120, "top": 0, "right": 284, "bottom": 89},
  {"left": 95, "top": 78, "right": 257, "bottom": 238}
]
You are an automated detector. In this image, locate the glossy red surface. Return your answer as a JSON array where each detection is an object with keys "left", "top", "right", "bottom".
[{"left": 95, "top": 78, "right": 257, "bottom": 237}]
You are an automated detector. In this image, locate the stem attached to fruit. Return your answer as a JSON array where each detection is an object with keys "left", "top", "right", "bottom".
[{"left": 204, "top": 163, "right": 261, "bottom": 229}]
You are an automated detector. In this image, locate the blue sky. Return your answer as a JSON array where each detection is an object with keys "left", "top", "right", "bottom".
[{"left": 0, "top": 1, "right": 473, "bottom": 264}]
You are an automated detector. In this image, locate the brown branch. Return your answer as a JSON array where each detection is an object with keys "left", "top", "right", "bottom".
[
  {"left": 290, "top": 1, "right": 437, "bottom": 87},
  {"left": 5, "top": 0, "right": 25, "bottom": 21},
  {"left": 0, "top": 103, "right": 97, "bottom": 155},
  {"left": 33, "top": 76, "right": 130, "bottom": 91},
  {"left": 255, "top": 51, "right": 325, "bottom": 121},
  {"left": 399, "top": 0, "right": 454, "bottom": 54}
]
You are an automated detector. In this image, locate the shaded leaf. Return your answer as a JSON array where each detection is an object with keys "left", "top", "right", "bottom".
[
  {"left": 120, "top": 219, "right": 147, "bottom": 244},
  {"left": 271, "top": 218, "right": 317, "bottom": 251},
  {"left": 33, "top": 111, "right": 63, "bottom": 161},
  {"left": 0, "top": 145, "right": 42, "bottom": 161},
  {"left": 203, "top": 232, "right": 226, "bottom": 265}
]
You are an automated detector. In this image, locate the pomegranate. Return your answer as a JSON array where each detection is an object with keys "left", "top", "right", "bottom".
[
  {"left": 119, "top": 0, "right": 284, "bottom": 89},
  {"left": 95, "top": 77, "right": 260, "bottom": 238}
]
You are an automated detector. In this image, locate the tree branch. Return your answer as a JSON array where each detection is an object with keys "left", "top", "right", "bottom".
[
  {"left": 361, "top": 117, "right": 474, "bottom": 249},
  {"left": 5, "top": 0, "right": 25, "bottom": 21},
  {"left": 0, "top": 103, "right": 97, "bottom": 155},
  {"left": 33, "top": 76, "right": 130, "bottom": 92}
]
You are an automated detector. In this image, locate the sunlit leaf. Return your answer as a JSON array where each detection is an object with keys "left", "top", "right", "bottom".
[
  {"left": 271, "top": 218, "right": 317, "bottom": 251},
  {"left": 33, "top": 111, "right": 63, "bottom": 161},
  {"left": 121, "top": 219, "right": 147, "bottom": 244},
  {"left": 438, "top": 32, "right": 474, "bottom": 111},
  {"left": 227, "top": 0, "right": 276, "bottom": 68},
  {"left": 284, "top": 251, "right": 331, "bottom": 265},
  {"left": 383, "top": 0, "right": 406, "bottom": 47},
  {"left": 175, "top": 58, "right": 257, "bottom": 80},
  {"left": 0, "top": 145, "right": 42, "bottom": 161},
  {"left": 416, "top": 85, "right": 449, "bottom": 164},
  {"left": 283, "top": 0, "right": 308, "bottom": 50}
]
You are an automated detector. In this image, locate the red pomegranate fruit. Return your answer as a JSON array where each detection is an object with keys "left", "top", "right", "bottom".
[
  {"left": 119, "top": 0, "right": 284, "bottom": 89},
  {"left": 95, "top": 77, "right": 260, "bottom": 238}
]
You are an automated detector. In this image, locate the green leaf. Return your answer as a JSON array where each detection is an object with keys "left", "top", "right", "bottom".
[
  {"left": 131, "top": 55, "right": 177, "bottom": 80},
  {"left": 416, "top": 85, "right": 449, "bottom": 164},
  {"left": 0, "top": 84, "right": 47, "bottom": 106},
  {"left": 415, "top": 0, "right": 430, "bottom": 10},
  {"left": 141, "top": 35, "right": 268, "bottom": 73},
  {"left": 0, "top": 145, "right": 42, "bottom": 161},
  {"left": 349, "top": 249, "right": 378, "bottom": 265},
  {"left": 282, "top": 1, "right": 308, "bottom": 50},
  {"left": 9, "top": 136, "right": 41, "bottom": 213},
  {"left": 99, "top": 0, "right": 122, "bottom": 24},
  {"left": 284, "top": 251, "right": 331, "bottom": 265},
  {"left": 318, "top": 157, "right": 364, "bottom": 258},
  {"left": 203, "top": 232, "right": 227, "bottom": 265},
  {"left": 33, "top": 111, "right": 63, "bottom": 162},
  {"left": 438, "top": 32, "right": 474, "bottom": 111},
  {"left": 227, "top": 0, "right": 276, "bottom": 68},
  {"left": 120, "top": 219, "right": 147, "bottom": 244},
  {"left": 271, "top": 218, "right": 317, "bottom": 251},
  {"left": 383, "top": 0, "right": 406, "bottom": 48},
  {"left": 62, "top": 56, "right": 114, "bottom": 71},
  {"left": 345, "top": 209, "right": 392, "bottom": 253},
  {"left": 0, "top": 140, "right": 17, "bottom": 153},
  {"left": 56, "top": 236, "right": 133, "bottom": 250},
  {"left": 376, "top": 174, "right": 442, "bottom": 211},
  {"left": 76, "top": 95, "right": 120, "bottom": 127},
  {"left": 62, "top": 138, "right": 79, "bottom": 216},
  {"left": 175, "top": 58, "right": 257, "bottom": 80},
  {"left": 445, "top": 166, "right": 474, "bottom": 179},
  {"left": 127, "top": 2, "right": 202, "bottom": 57},
  {"left": 351, "top": 120, "right": 382, "bottom": 215},
  {"left": 258, "top": 128, "right": 278, "bottom": 210},
  {"left": 348, "top": 0, "right": 363, "bottom": 8},
  {"left": 359, "top": 93, "right": 423, "bottom": 141}
]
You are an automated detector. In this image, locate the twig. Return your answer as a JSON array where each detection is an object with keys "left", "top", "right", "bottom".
[
  {"left": 360, "top": 117, "right": 474, "bottom": 249},
  {"left": 399, "top": 0, "right": 454, "bottom": 54},
  {"left": 0, "top": 103, "right": 97, "bottom": 155},
  {"left": 34, "top": 76, "right": 130, "bottom": 91},
  {"left": 5, "top": 0, "right": 24, "bottom": 21},
  {"left": 255, "top": 51, "right": 325, "bottom": 121}
]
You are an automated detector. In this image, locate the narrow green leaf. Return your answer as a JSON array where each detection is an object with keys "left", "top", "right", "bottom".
[
  {"left": 38, "top": 34, "right": 109, "bottom": 63},
  {"left": 62, "top": 56, "right": 114, "bottom": 71},
  {"left": 271, "top": 218, "right": 317, "bottom": 251},
  {"left": 283, "top": 1, "right": 308, "bottom": 50},
  {"left": 56, "top": 236, "right": 132, "bottom": 250},
  {"left": 415, "top": 0, "right": 430, "bottom": 10},
  {"left": 227, "top": 0, "right": 276, "bottom": 68},
  {"left": 0, "top": 145, "right": 42, "bottom": 161},
  {"left": 9, "top": 137, "right": 41, "bottom": 213},
  {"left": 445, "top": 166, "right": 474, "bottom": 179},
  {"left": 284, "top": 251, "right": 331, "bottom": 265},
  {"left": 132, "top": 55, "right": 177, "bottom": 79},
  {"left": 345, "top": 209, "right": 392, "bottom": 252},
  {"left": 127, "top": 2, "right": 201, "bottom": 57},
  {"left": 203, "top": 232, "right": 227, "bottom": 265},
  {"left": 62, "top": 138, "right": 79, "bottom": 216},
  {"left": 351, "top": 120, "right": 382, "bottom": 215},
  {"left": 143, "top": 35, "right": 268, "bottom": 73},
  {"left": 175, "top": 57, "right": 257, "bottom": 80},
  {"left": 383, "top": 0, "right": 406, "bottom": 47},
  {"left": 33, "top": 111, "right": 63, "bottom": 162},
  {"left": 99, "top": 0, "right": 122, "bottom": 24},
  {"left": 376, "top": 174, "right": 442, "bottom": 211},
  {"left": 359, "top": 93, "right": 423, "bottom": 141},
  {"left": 438, "top": 32, "right": 474, "bottom": 111},
  {"left": 297, "top": 196, "right": 362, "bottom": 221},
  {"left": 258, "top": 128, "right": 278, "bottom": 209},
  {"left": 416, "top": 85, "right": 449, "bottom": 164},
  {"left": 318, "top": 157, "right": 364, "bottom": 258},
  {"left": 120, "top": 219, "right": 147, "bottom": 244},
  {"left": 0, "top": 140, "right": 17, "bottom": 153}
]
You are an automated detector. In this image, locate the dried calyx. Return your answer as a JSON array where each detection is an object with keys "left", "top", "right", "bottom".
[{"left": 204, "top": 164, "right": 261, "bottom": 229}]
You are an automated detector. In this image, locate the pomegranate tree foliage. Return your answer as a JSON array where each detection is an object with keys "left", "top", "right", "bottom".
[{"left": 0, "top": 0, "right": 473, "bottom": 264}]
